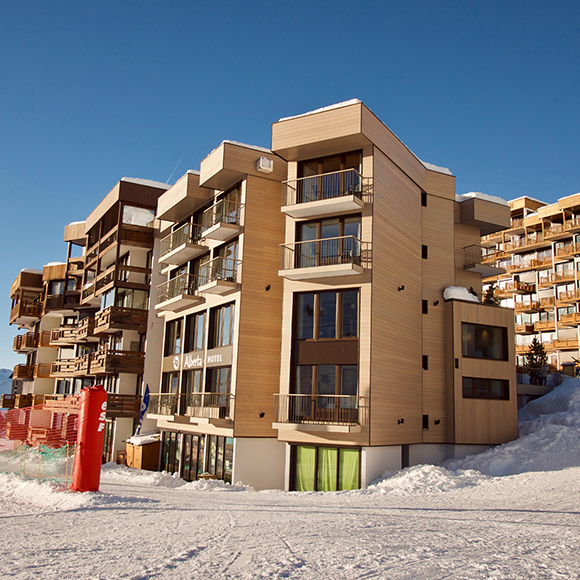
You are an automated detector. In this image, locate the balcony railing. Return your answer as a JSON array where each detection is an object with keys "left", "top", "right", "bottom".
[
  {"left": 540, "top": 271, "right": 576, "bottom": 287},
  {"left": 51, "top": 358, "right": 77, "bottom": 377},
  {"left": 199, "top": 257, "right": 241, "bottom": 286},
  {"left": 76, "top": 316, "right": 96, "bottom": 340},
  {"left": 10, "top": 300, "right": 43, "bottom": 324},
  {"left": 13, "top": 332, "right": 39, "bottom": 352},
  {"left": 282, "top": 169, "right": 371, "bottom": 206},
  {"left": 557, "top": 289, "right": 580, "bottom": 304},
  {"left": 106, "top": 394, "right": 141, "bottom": 419},
  {"left": 94, "top": 306, "right": 147, "bottom": 334},
  {"left": 464, "top": 245, "right": 506, "bottom": 276},
  {"left": 534, "top": 319, "right": 555, "bottom": 331},
  {"left": 160, "top": 222, "right": 204, "bottom": 258},
  {"left": 274, "top": 394, "right": 366, "bottom": 426},
  {"left": 556, "top": 243, "right": 580, "bottom": 259},
  {"left": 280, "top": 236, "right": 369, "bottom": 271},
  {"left": 514, "top": 301, "right": 538, "bottom": 313},
  {"left": 559, "top": 312, "right": 580, "bottom": 327},
  {"left": 117, "top": 265, "right": 151, "bottom": 287},
  {"left": 148, "top": 392, "right": 234, "bottom": 420},
  {"left": 495, "top": 281, "right": 535, "bottom": 297},
  {"left": 515, "top": 323, "right": 535, "bottom": 334},
  {"left": 33, "top": 363, "right": 52, "bottom": 379},
  {"left": 89, "top": 349, "right": 145, "bottom": 375},
  {"left": 13, "top": 364, "right": 34, "bottom": 380},
  {"left": 202, "top": 199, "right": 243, "bottom": 231},
  {"left": 50, "top": 325, "right": 78, "bottom": 344},
  {"left": 157, "top": 273, "right": 200, "bottom": 305}
]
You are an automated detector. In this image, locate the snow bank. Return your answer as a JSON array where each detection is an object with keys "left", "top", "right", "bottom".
[
  {"left": 443, "top": 286, "right": 479, "bottom": 303},
  {"left": 444, "top": 379, "right": 580, "bottom": 476},
  {"left": 365, "top": 465, "right": 490, "bottom": 495},
  {"left": 456, "top": 191, "right": 508, "bottom": 206},
  {"left": 101, "top": 463, "right": 250, "bottom": 492}
]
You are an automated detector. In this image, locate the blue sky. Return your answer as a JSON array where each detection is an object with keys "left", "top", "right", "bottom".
[{"left": 1, "top": 0, "right": 580, "bottom": 368}]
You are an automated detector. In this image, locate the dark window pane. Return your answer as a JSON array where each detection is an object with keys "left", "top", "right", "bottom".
[
  {"left": 295, "top": 294, "right": 315, "bottom": 340},
  {"left": 342, "top": 290, "right": 359, "bottom": 337},
  {"left": 317, "top": 365, "right": 336, "bottom": 395},
  {"left": 462, "top": 323, "right": 507, "bottom": 360},
  {"left": 341, "top": 366, "right": 358, "bottom": 396},
  {"left": 344, "top": 217, "right": 360, "bottom": 240},
  {"left": 319, "top": 292, "right": 337, "bottom": 338},
  {"left": 294, "top": 366, "right": 313, "bottom": 395}
]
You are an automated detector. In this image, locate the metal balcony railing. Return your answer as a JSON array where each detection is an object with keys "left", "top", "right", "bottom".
[
  {"left": 199, "top": 257, "right": 241, "bottom": 285},
  {"left": 282, "top": 169, "right": 371, "bottom": 206},
  {"left": 280, "top": 236, "right": 369, "bottom": 270},
  {"left": 160, "top": 222, "right": 204, "bottom": 257},
  {"left": 157, "top": 273, "right": 200, "bottom": 304},
  {"left": 202, "top": 199, "right": 243, "bottom": 230},
  {"left": 274, "top": 394, "right": 366, "bottom": 426},
  {"left": 148, "top": 392, "right": 234, "bottom": 420}
]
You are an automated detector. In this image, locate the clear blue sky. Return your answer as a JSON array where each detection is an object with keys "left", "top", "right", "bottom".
[{"left": 1, "top": 0, "right": 580, "bottom": 368}]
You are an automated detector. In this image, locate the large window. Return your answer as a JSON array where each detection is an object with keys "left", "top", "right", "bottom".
[
  {"left": 209, "top": 303, "right": 235, "bottom": 348},
  {"left": 185, "top": 311, "right": 205, "bottom": 352},
  {"left": 293, "top": 445, "right": 360, "bottom": 492},
  {"left": 462, "top": 377, "right": 509, "bottom": 400},
  {"left": 462, "top": 323, "right": 508, "bottom": 360},
  {"left": 164, "top": 319, "right": 182, "bottom": 356},
  {"left": 294, "top": 290, "right": 359, "bottom": 340}
]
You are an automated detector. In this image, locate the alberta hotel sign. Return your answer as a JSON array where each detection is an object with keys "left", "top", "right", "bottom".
[{"left": 163, "top": 346, "right": 233, "bottom": 372}]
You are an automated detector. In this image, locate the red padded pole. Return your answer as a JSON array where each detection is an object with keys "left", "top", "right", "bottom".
[{"left": 71, "top": 385, "right": 108, "bottom": 492}]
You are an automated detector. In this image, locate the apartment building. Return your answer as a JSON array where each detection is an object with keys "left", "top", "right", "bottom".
[
  {"left": 145, "top": 100, "right": 518, "bottom": 491},
  {"left": 482, "top": 194, "right": 580, "bottom": 372},
  {"left": 6, "top": 178, "right": 170, "bottom": 460}
]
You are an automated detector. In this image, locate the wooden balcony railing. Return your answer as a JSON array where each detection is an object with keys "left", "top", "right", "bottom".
[
  {"left": 51, "top": 359, "right": 77, "bottom": 377},
  {"left": 117, "top": 265, "right": 151, "bottom": 287},
  {"left": 534, "top": 319, "right": 556, "bottom": 331},
  {"left": 495, "top": 281, "right": 535, "bottom": 297},
  {"left": 106, "top": 394, "right": 141, "bottom": 419},
  {"left": 515, "top": 323, "right": 535, "bottom": 334},
  {"left": 13, "top": 364, "right": 34, "bottom": 380},
  {"left": 120, "top": 224, "right": 154, "bottom": 246},
  {"left": 274, "top": 394, "right": 367, "bottom": 426},
  {"left": 76, "top": 316, "right": 96, "bottom": 340},
  {"left": 559, "top": 313, "right": 580, "bottom": 327},
  {"left": 9, "top": 300, "right": 42, "bottom": 324},
  {"left": 89, "top": 349, "right": 145, "bottom": 375},
  {"left": 540, "top": 271, "right": 576, "bottom": 287},
  {"left": 148, "top": 393, "right": 234, "bottom": 421},
  {"left": 551, "top": 338, "right": 579, "bottom": 351},
  {"left": 50, "top": 325, "right": 78, "bottom": 344},
  {"left": 505, "top": 234, "right": 545, "bottom": 252},
  {"left": 94, "top": 306, "right": 148, "bottom": 334},
  {"left": 557, "top": 289, "right": 580, "bottom": 304},
  {"left": 282, "top": 169, "right": 371, "bottom": 206},
  {"left": 514, "top": 301, "right": 538, "bottom": 313},
  {"left": 75, "top": 353, "right": 91, "bottom": 376},
  {"left": 13, "top": 332, "right": 38, "bottom": 351},
  {"left": 556, "top": 243, "right": 580, "bottom": 259},
  {"left": 539, "top": 296, "right": 555, "bottom": 309},
  {"left": 34, "top": 363, "right": 52, "bottom": 379},
  {"left": 1, "top": 394, "right": 15, "bottom": 410}
]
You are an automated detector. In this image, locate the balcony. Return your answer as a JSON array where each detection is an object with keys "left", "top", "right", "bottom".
[
  {"left": 539, "top": 271, "right": 576, "bottom": 288},
  {"left": 76, "top": 316, "right": 97, "bottom": 341},
  {"left": 281, "top": 169, "right": 370, "bottom": 219},
  {"left": 481, "top": 231, "right": 506, "bottom": 247},
  {"left": 539, "top": 296, "right": 555, "bottom": 310},
  {"left": 507, "top": 257, "right": 553, "bottom": 273},
  {"left": 514, "top": 301, "right": 538, "bottom": 313},
  {"left": 89, "top": 348, "right": 145, "bottom": 375},
  {"left": 159, "top": 222, "right": 207, "bottom": 266},
  {"left": 50, "top": 325, "right": 78, "bottom": 345},
  {"left": 198, "top": 257, "right": 241, "bottom": 295},
  {"left": 505, "top": 233, "right": 549, "bottom": 253},
  {"left": 555, "top": 243, "right": 580, "bottom": 260},
  {"left": 201, "top": 199, "right": 243, "bottom": 241},
  {"left": 279, "top": 236, "right": 370, "bottom": 280},
  {"left": 515, "top": 344, "right": 531, "bottom": 355},
  {"left": 13, "top": 364, "right": 34, "bottom": 380},
  {"left": 148, "top": 392, "right": 235, "bottom": 423},
  {"left": 106, "top": 394, "right": 142, "bottom": 419},
  {"left": 10, "top": 300, "right": 42, "bottom": 326},
  {"left": 481, "top": 250, "right": 509, "bottom": 264},
  {"left": 557, "top": 289, "right": 580, "bottom": 305},
  {"left": 463, "top": 245, "right": 506, "bottom": 277},
  {"left": 156, "top": 274, "right": 205, "bottom": 312},
  {"left": 273, "top": 394, "right": 366, "bottom": 433},
  {"left": 515, "top": 323, "right": 535, "bottom": 334},
  {"left": 495, "top": 281, "right": 535, "bottom": 298},
  {"left": 34, "top": 363, "right": 52, "bottom": 379},
  {"left": 13, "top": 332, "right": 39, "bottom": 352},
  {"left": 51, "top": 358, "right": 77, "bottom": 378},
  {"left": 534, "top": 319, "right": 556, "bottom": 332},
  {"left": 43, "top": 293, "right": 80, "bottom": 313},
  {"left": 75, "top": 353, "right": 91, "bottom": 376},
  {"left": 1, "top": 394, "right": 15, "bottom": 410},
  {"left": 559, "top": 313, "right": 580, "bottom": 327},
  {"left": 94, "top": 306, "right": 147, "bottom": 334},
  {"left": 544, "top": 338, "right": 579, "bottom": 351}
]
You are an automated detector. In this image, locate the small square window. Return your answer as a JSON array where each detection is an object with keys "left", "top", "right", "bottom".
[
  {"left": 422, "top": 245, "right": 428, "bottom": 259},
  {"left": 421, "top": 192, "right": 427, "bottom": 207},
  {"left": 422, "top": 300, "right": 428, "bottom": 314}
]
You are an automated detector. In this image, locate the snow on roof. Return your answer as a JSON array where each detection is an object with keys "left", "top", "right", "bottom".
[
  {"left": 278, "top": 99, "right": 362, "bottom": 122},
  {"left": 508, "top": 195, "right": 547, "bottom": 206},
  {"left": 419, "top": 160, "right": 453, "bottom": 176},
  {"left": 186, "top": 169, "right": 200, "bottom": 175},
  {"left": 222, "top": 140, "right": 272, "bottom": 154},
  {"left": 456, "top": 192, "right": 508, "bottom": 206},
  {"left": 44, "top": 262, "right": 65, "bottom": 267},
  {"left": 443, "top": 286, "right": 480, "bottom": 303},
  {"left": 20, "top": 268, "right": 43, "bottom": 275},
  {"left": 67, "top": 220, "right": 85, "bottom": 226},
  {"left": 553, "top": 192, "right": 580, "bottom": 202},
  {"left": 120, "top": 177, "right": 171, "bottom": 190}
]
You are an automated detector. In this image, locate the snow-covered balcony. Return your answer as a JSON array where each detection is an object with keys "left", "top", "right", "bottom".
[
  {"left": 281, "top": 169, "right": 369, "bottom": 219},
  {"left": 158, "top": 222, "right": 207, "bottom": 267},
  {"left": 272, "top": 394, "right": 367, "bottom": 434},
  {"left": 279, "top": 236, "right": 369, "bottom": 280}
]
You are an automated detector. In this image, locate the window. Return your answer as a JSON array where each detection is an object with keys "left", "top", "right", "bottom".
[
  {"left": 292, "top": 364, "right": 358, "bottom": 400},
  {"left": 161, "top": 372, "right": 179, "bottom": 394},
  {"left": 296, "top": 216, "right": 361, "bottom": 268},
  {"left": 206, "top": 367, "right": 231, "bottom": 394},
  {"left": 294, "top": 290, "right": 359, "bottom": 341},
  {"left": 164, "top": 319, "right": 182, "bottom": 356},
  {"left": 49, "top": 280, "right": 65, "bottom": 295},
  {"left": 462, "top": 377, "right": 509, "bottom": 400},
  {"left": 462, "top": 323, "right": 508, "bottom": 360},
  {"left": 209, "top": 303, "right": 235, "bottom": 348},
  {"left": 116, "top": 288, "right": 149, "bottom": 310},
  {"left": 422, "top": 300, "right": 428, "bottom": 314},
  {"left": 184, "top": 311, "right": 206, "bottom": 352},
  {"left": 421, "top": 191, "right": 427, "bottom": 207},
  {"left": 293, "top": 445, "right": 360, "bottom": 491},
  {"left": 422, "top": 245, "right": 428, "bottom": 259}
]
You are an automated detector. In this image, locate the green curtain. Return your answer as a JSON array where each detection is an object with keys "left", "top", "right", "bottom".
[
  {"left": 317, "top": 447, "right": 337, "bottom": 492},
  {"left": 338, "top": 448, "right": 359, "bottom": 490},
  {"left": 295, "top": 446, "right": 316, "bottom": 491}
]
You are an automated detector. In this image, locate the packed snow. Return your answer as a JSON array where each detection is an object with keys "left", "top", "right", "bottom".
[
  {"left": 2, "top": 380, "right": 580, "bottom": 579},
  {"left": 443, "top": 286, "right": 480, "bottom": 303},
  {"left": 456, "top": 191, "right": 509, "bottom": 206}
]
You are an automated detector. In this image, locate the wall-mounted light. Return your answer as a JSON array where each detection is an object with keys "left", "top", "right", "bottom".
[
  {"left": 434, "top": 419, "right": 441, "bottom": 425},
  {"left": 397, "top": 418, "right": 405, "bottom": 425},
  {"left": 433, "top": 300, "right": 439, "bottom": 306},
  {"left": 265, "top": 285, "right": 271, "bottom": 292},
  {"left": 259, "top": 412, "right": 265, "bottom": 418},
  {"left": 398, "top": 285, "right": 405, "bottom": 292}
]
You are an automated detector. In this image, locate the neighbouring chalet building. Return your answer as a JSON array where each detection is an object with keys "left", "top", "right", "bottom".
[
  {"left": 4, "top": 100, "right": 518, "bottom": 490},
  {"left": 482, "top": 193, "right": 580, "bottom": 375}
]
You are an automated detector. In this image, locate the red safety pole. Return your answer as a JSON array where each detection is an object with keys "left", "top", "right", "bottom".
[{"left": 71, "top": 385, "right": 108, "bottom": 492}]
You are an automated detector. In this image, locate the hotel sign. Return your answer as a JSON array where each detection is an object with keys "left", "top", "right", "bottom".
[{"left": 163, "top": 346, "right": 233, "bottom": 372}]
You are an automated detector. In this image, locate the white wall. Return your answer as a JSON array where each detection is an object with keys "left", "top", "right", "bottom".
[
  {"left": 232, "top": 437, "right": 286, "bottom": 491},
  {"left": 361, "top": 446, "right": 401, "bottom": 488},
  {"left": 409, "top": 444, "right": 447, "bottom": 466}
]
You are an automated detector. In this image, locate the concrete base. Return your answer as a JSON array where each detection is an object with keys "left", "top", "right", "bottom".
[{"left": 232, "top": 437, "right": 286, "bottom": 491}]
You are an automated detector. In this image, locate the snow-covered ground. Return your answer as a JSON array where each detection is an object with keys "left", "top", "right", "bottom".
[{"left": 1, "top": 380, "right": 580, "bottom": 579}]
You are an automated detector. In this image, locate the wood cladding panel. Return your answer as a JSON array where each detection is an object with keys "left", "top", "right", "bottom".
[
  {"left": 43, "top": 263, "right": 67, "bottom": 282},
  {"left": 424, "top": 171, "right": 455, "bottom": 201},
  {"left": 370, "top": 148, "right": 423, "bottom": 446},
  {"left": 234, "top": 175, "right": 286, "bottom": 438},
  {"left": 421, "top": 195, "right": 456, "bottom": 442},
  {"left": 156, "top": 172, "right": 212, "bottom": 221},
  {"left": 447, "top": 300, "right": 518, "bottom": 445}
]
